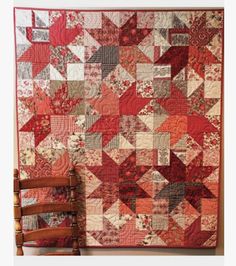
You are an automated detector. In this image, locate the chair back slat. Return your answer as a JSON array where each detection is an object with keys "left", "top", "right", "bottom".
[
  {"left": 19, "top": 177, "right": 72, "bottom": 189},
  {"left": 24, "top": 227, "right": 72, "bottom": 242},
  {"left": 22, "top": 202, "right": 77, "bottom": 216}
]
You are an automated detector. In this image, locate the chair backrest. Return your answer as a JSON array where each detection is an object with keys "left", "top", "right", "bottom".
[{"left": 14, "top": 168, "right": 80, "bottom": 256}]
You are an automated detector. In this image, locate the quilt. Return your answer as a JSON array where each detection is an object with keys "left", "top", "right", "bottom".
[{"left": 14, "top": 8, "right": 223, "bottom": 248}]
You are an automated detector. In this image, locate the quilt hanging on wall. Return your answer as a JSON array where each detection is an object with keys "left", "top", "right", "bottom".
[{"left": 14, "top": 8, "right": 223, "bottom": 248}]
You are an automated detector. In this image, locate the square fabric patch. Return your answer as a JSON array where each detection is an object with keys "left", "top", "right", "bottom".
[{"left": 14, "top": 8, "right": 223, "bottom": 248}]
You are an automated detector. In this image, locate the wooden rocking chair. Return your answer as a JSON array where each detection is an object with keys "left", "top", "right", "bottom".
[{"left": 14, "top": 168, "right": 81, "bottom": 256}]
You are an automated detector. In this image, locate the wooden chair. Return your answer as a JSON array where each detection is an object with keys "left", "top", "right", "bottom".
[{"left": 14, "top": 168, "right": 81, "bottom": 256}]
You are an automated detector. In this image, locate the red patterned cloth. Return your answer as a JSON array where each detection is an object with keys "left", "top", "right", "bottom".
[{"left": 15, "top": 8, "right": 223, "bottom": 248}]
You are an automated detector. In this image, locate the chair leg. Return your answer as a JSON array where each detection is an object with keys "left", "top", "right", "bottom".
[
  {"left": 69, "top": 168, "right": 81, "bottom": 256},
  {"left": 72, "top": 244, "right": 81, "bottom": 256},
  {"left": 16, "top": 244, "right": 24, "bottom": 256},
  {"left": 14, "top": 169, "right": 24, "bottom": 256}
]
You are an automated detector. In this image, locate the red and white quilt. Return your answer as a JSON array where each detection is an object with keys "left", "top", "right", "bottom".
[{"left": 14, "top": 8, "right": 223, "bottom": 248}]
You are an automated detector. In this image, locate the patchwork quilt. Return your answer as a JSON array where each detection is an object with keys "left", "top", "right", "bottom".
[{"left": 14, "top": 8, "right": 223, "bottom": 248}]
